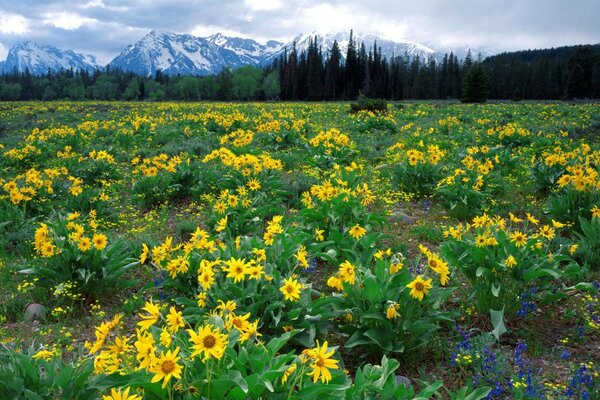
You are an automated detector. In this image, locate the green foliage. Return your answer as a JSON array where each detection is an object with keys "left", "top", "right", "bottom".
[
  {"left": 349, "top": 93, "right": 388, "bottom": 114},
  {"left": 441, "top": 215, "right": 582, "bottom": 332},
  {"left": 462, "top": 64, "right": 488, "bottom": 103},
  {"left": 575, "top": 216, "right": 600, "bottom": 270},
  {"left": 21, "top": 217, "right": 138, "bottom": 299},
  {"left": 0, "top": 345, "right": 102, "bottom": 399}
]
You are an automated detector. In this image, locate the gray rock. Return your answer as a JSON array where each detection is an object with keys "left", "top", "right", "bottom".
[
  {"left": 395, "top": 374, "right": 412, "bottom": 388},
  {"left": 397, "top": 212, "right": 417, "bottom": 225},
  {"left": 24, "top": 303, "right": 47, "bottom": 322}
]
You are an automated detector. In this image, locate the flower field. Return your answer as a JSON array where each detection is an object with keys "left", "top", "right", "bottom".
[{"left": 0, "top": 100, "right": 599, "bottom": 399}]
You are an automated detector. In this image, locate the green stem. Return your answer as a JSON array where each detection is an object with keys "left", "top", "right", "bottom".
[{"left": 206, "top": 358, "right": 212, "bottom": 399}]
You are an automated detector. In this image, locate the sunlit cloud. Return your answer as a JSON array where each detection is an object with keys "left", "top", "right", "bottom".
[
  {"left": 0, "top": 12, "right": 30, "bottom": 35},
  {"left": 244, "top": 0, "right": 283, "bottom": 11},
  {"left": 43, "top": 12, "right": 98, "bottom": 30}
]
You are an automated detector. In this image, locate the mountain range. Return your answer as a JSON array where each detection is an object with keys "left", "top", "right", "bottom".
[{"left": 0, "top": 30, "right": 496, "bottom": 77}]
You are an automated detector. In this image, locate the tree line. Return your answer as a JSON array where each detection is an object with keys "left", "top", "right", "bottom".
[{"left": 1, "top": 33, "right": 598, "bottom": 102}]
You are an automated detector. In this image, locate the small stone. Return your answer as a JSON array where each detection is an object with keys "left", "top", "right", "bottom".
[
  {"left": 395, "top": 374, "right": 411, "bottom": 388},
  {"left": 24, "top": 303, "right": 47, "bottom": 323},
  {"left": 397, "top": 212, "right": 417, "bottom": 225}
]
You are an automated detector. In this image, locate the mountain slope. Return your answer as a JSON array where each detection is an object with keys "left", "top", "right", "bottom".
[
  {"left": 0, "top": 42, "right": 99, "bottom": 75},
  {"left": 263, "top": 31, "right": 438, "bottom": 64},
  {"left": 108, "top": 31, "right": 282, "bottom": 76}
]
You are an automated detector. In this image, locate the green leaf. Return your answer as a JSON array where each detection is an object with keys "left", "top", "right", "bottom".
[
  {"left": 364, "top": 327, "right": 393, "bottom": 352},
  {"left": 490, "top": 309, "right": 506, "bottom": 339},
  {"left": 465, "top": 387, "right": 492, "bottom": 400},
  {"left": 491, "top": 283, "right": 501, "bottom": 297}
]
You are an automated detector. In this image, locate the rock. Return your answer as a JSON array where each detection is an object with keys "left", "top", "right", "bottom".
[
  {"left": 395, "top": 374, "right": 412, "bottom": 388},
  {"left": 24, "top": 303, "right": 47, "bottom": 323},
  {"left": 397, "top": 212, "right": 417, "bottom": 225}
]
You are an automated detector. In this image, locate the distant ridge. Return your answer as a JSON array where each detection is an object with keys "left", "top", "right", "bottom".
[{"left": 1, "top": 30, "right": 497, "bottom": 76}]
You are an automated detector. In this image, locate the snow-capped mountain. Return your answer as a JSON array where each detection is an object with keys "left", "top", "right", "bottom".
[
  {"left": 108, "top": 30, "right": 282, "bottom": 76},
  {"left": 0, "top": 31, "right": 497, "bottom": 77},
  {"left": 435, "top": 45, "right": 497, "bottom": 61},
  {"left": 206, "top": 33, "right": 283, "bottom": 65},
  {"left": 264, "top": 31, "right": 438, "bottom": 64},
  {"left": 0, "top": 42, "right": 99, "bottom": 75}
]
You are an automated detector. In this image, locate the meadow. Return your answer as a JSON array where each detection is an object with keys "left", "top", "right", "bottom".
[{"left": 0, "top": 100, "right": 599, "bottom": 399}]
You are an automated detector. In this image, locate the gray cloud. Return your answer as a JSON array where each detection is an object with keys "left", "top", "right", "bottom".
[{"left": 0, "top": 0, "right": 599, "bottom": 63}]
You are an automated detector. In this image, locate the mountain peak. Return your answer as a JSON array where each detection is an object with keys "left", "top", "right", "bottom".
[
  {"left": 1, "top": 30, "right": 497, "bottom": 77},
  {"left": 108, "top": 31, "right": 282, "bottom": 76},
  {"left": 1, "top": 41, "right": 98, "bottom": 75}
]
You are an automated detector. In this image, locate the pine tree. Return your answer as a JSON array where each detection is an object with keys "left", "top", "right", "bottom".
[
  {"left": 565, "top": 63, "right": 587, "bottom": 99},
  {"left": 324, "top": 40, "right": 342, "bottom": 100},
  {"left": 462, "top": 63, "right": 488, "bottom": 103},
  {"left": 345, "top": 30, "right": 358, "bottom": 98},
  {"left": 306, "top": 36, "right": 324, "bottom": 100}
]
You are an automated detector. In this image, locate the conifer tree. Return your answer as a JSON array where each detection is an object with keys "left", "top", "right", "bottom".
[{"left": 462, "top": 63, "right": 488, "bottom": 103}]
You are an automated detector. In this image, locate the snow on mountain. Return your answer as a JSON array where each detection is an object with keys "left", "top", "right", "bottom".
[
  {"left": 108, "top": 31, "right": 283, "bottom": 76},
  {"left": 0, "top": 42, "right": 99, "bottom": 75},
  {"left": 435, "top": 45, "right": 497, "bottom": 61},
  {"left": 264, "top": 31, "right": 438, "bottom": 64},
  {"left": 206, "top": 33, "right": 283, "bottom": 65},
  {"left": 0, "top": 31, "right": 497, "bottom": 78}
]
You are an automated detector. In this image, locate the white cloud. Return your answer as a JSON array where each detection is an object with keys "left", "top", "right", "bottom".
[
  {"left": 43, "top": 12, "right": 98, "bottom": 30},
  {"left": 0, "top": 12, "right": 30, "bottom": 35},
  {"left": 294, "top": 4, "right": 360, "bottom": 34},
  {"left": 190, "top": 24, "right": 249, "bottom": 39},
  {"left": 244, "top": 0, "right": 283, "bottom": 11}
]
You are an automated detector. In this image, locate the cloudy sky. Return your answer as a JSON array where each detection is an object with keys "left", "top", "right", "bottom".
[{"left": 1, "top": 0, "right": 599, "bottom": 64}]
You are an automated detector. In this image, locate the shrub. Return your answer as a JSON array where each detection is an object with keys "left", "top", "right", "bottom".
[{"left": 349, "top": 93, "right": 388, "bottom": 114}]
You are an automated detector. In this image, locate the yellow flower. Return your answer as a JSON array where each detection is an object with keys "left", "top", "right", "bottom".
[
  {"left": 348, "top": 224, "right": 366, "bottom": 240},
  {"left": 538, "top": 225, "right": 555, "bottom": 240},
  {"left": 226, "top": 312, "right": 251, "bottom": 332},
  {"left": 138, "top": 299, "right": 161, "bottom": 332},
  {"left": 160, "top": 328, "right": 172, "bottom": 347},
  {"left": 306, "top": 341, "right": 340, "bottom": 383},
  {"left": 247, "top": 178, "right": 261, "bottom": 191},
  {"left": 338, "top": 260, "right": 356, "bottom": 284},
  {"left": 280, "top": 276, "right": 302, "bottom": 301},
  {"left": 187, "top": 324, "right": 228, "bottom": 361},
  {"left": 505, "top": 255, "right": 517, "bottom": 268},
  {"left": 407, "top": 275, "right": 433, "bottom": 301},
  {"left": 592, "top": 205, "right": 600, "bottom": 218},
  {"left": 77, "top": 236, "right": 92, "bottom": 252},
  {"left": 140, "top": 243, "right": 149, "bottom": 264},
  {"left": 239, "top": 320, "right": 262, "bottom": 343},
  {"left": 102, "top": 387, "right": 142, "bottom": 400},
  {"left": 327, "top": 275, "right": 342, "bottom": 291},
  {"left": 107, "top": 336, "right": 131, "bottom": 356},
  {"left": 222, "top": 257, "right": 248, "bottom": 283},
  {"left": 509, "top": 212, "right": 523, "bottom": 223},
  {"left": 215, "top": 216, "right": 228, "bottom": 232},
  {"left": 150, "top": 348, "right": 183, "bottom": 388},
  {"left": 281, "top": 363, "right": 297, "bottom": 384},
  {"left": 386, "top": 303, "right": 399, "bottom": 319},
  {"left": 32, "top": 349, "right": 55, "bottom": 360},
  {"left": 315, "top": 228, "right": 325, "bottom": 241},
  {"left": 390, "top": 262, "right": 403, "bottom": 274},
  {"left": 510, "top": 231, "right": 528, "bottom": 247},
  {"left": 134, "top": 330, "right": 156, "bottom": 370},
  {"left": 569, "top": 244, "right": 578, "bottom": 255},
  {"left": 475, "top": 234, "right": 488, "bottom": 247},
  {"left": 526, "top": 213, "right": 539, "bottom": 225},
  {"left": 166, "top": 306, "right": 185, "bottom": 333},
  {"left": 92, "top": 234, "right": 108, "bottom": 250},
  {"left": 40, "top": 241, "right": 55, "bottom": 257}
]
